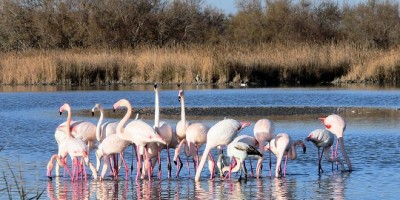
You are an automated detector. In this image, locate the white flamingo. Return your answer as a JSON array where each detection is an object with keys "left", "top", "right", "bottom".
[
  {"left": 264, "top": 133, "right": 306, "bottom": 178},
  {"left": 194, "top": 118, "right": 250, "bottom": 181},
  {"left": 253, "top": 119, "right": 275, "bottom": 178}
]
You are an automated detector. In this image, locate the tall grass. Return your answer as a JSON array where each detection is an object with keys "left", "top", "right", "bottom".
[
  {"left": 0, "top": 148, "right": 44, "bottom": 200},
  {"left": 1, "top": 44, "right": 399, "bottom": 85}
]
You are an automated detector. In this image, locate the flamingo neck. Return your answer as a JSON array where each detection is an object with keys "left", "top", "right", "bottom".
[
  {"left": 338, "top": 137, "right": 352, "bottom": 171},
  {"left": 287, "top": 140, "right": 301, "bottom": 160},
  {"left": 95, "top": 108, "right": 104, "bottom": 142},
  {"left": 155, "top": 88, "right": 160, "bottom": 129},
  {"left": 117, "top": 102, "right": 132, "bottom": 141},
  {"left": 65, "top": 106, "right": 72, "bottom": 139},
  {"left": 180, "top": 95, "right": 186, "bottom": 123}
]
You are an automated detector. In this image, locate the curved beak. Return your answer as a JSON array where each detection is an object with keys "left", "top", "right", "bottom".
[{"left": 91, "top": 111, "right": 94, "bottom": 117}]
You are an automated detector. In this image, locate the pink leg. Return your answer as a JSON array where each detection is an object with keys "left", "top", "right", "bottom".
[
  {"left": 158, "top": 146, "right": 162, "bottom": 179},
  {"left": 135, "top": 146, "right": 141, "bottom": 182},
  {"left": 144, "top": 147, "right": 151, "bottom": 181},
  {"left": 283, "top": 155, "right": 288, "bottom": 177},
  {"left": 120, "top": 152, "right": 129, "bottom": 180},
  {"left": 208, "top": 153, "right": 216, "bottom": 179}
]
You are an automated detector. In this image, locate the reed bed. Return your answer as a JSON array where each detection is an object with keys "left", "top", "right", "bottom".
[{"left": 1, "top": 44, "right": 399, "bottom": 85}]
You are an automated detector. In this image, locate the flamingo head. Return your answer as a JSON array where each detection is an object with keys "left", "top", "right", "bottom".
[
  {"left": 59, "top": 103, "right": 70, "bottom": 115},
  {"left": 154, "top": 82, "right": 158, "bottom": 90},
  {"left": 239, "top": 121, "right": 251, "bottom": 130},
  {"left": 91, "top": 103, "right": 101, "bottom": 116},
  {"left": 178, "top": 90, "right": 184, "bottom": 102},
  {"left": 113, "top": 99, "right": 130, "bottom": 111}
]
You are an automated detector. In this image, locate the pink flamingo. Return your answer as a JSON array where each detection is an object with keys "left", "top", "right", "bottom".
[
  {"left": 56, "top": 103, "right": 97, "bottom": 181},
  {"left": 91, "top": 103, "right": 119, "bottom": 173},
  {"left": 264, "top": 133, "right": 306, "bottom": 178},
  {"left": 194, "top": 118, "right": 250, "bottom": 181},
  {"left": 153, "top": 83, "right": 177, "bottom": 178},
  {"left": 174, "top": 84, "right": 190, "bottom": 176},
  {"left": 95, "top": 129, "right": 130, "bottom": 180},
  {"left": 184, "top": 122, "right": 209, "bottom": 174},
  {"left": 319, "top": 114, "right": 352, "bottom": 172},
  {"left": 218, "top": 135, "right": 262, "bottom": 180},
  {"left": 306, "top": 129, "right": 345, "bottom": 174},
  {"left": 253, "top": 119, "right": 275, "bottom": 178},
  {"left": 113, "top": 99, "right": 166, "bottom": 181}
]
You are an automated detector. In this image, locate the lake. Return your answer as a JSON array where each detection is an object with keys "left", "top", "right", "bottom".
[{"left": 0, "top": 84, "right": 399, "bottom": 199}]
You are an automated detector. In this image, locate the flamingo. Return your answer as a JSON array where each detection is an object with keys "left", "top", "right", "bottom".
[
  {"left": 218, "top": 136, "right": 262, "bottom": 180},
  {"left": 91, "top": 103, "right": 119, "bottom": 173},
  {"left": 319, "top": 114, "right": 352, "bottom": 172},
  {"left": 194, "top": 118, "right": 250, "bottom": 181},
  {"left": 306, "top": 129, "right": 345, "bottom": 174},
  {"left": 153, "top": 83, "right": 176, "bottom": 178},
  {"left": 184, "top": 122, "right": 209, "bottom": 174},
  {"left": 47, "top": 140, "right": 68, "bottom": 180},
  {"left": 95, "top": 134, "right": 130, "bottom": 180},
  {"left": 264, "top": 133, "right": 306, "bottom": 178},
  {"left": 174, "top": 84, "right": 190, "bottom": 176},
  {"left": 113, "top": 99, "right": 166, "bottom": 181},
  {"left": 57, "top": 103, "right": 98, "bottom": 181},
  {"left": 253, "top": 119, "right": 275, "bottom": 178}
]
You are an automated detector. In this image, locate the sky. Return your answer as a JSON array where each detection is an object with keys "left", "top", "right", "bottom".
[
  {"left": 203, "top": 0, "right": 367, "bottom": 15},
  {"left": 203, "top": 0, "right": 237, "bottom": 14}
]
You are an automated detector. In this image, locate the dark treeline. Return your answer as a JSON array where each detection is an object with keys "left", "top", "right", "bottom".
[{"left": 0, "top": 0, "right": 399, "bottom": 51}]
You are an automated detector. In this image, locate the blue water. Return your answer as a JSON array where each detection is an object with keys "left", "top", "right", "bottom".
[{"left": 0, "top": 85, "right": 400, "bottom": 199}]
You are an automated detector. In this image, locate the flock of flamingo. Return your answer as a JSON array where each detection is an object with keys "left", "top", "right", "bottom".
[{"left": 46, "top": 84, "right": 353, "bottom": 182}]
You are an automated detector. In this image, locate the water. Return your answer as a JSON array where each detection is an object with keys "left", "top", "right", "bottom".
[{"left": 1, "top": 85, "right": 400, "bottom": 199}]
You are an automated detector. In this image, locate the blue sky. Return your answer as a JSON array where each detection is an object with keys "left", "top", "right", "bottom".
[
  {"left": 203, "top": 0, "right": 366, "bottom": 14},
  {"left": 204, "top": 0, "right": 237, "bottom": 14}
]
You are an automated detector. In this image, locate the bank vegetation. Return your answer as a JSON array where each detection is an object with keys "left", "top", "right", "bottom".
[{"left": 0, "top": 0, "right": 399, "bottom": 85}]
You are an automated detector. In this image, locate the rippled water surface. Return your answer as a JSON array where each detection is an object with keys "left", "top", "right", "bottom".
[{"left": 1, "top": 85, "right": 400, "bottom": 199}]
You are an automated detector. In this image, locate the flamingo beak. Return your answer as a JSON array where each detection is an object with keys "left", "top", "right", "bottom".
[
  {"left": 59, "top": 112, "right": 62, "bottom": 115},
  {"left": 302, "top": 145, "right": 307, "bottom": 154},
  {"left": 178, "top": 96, "right": 181, "bottom": 102},
  {"left": 154, "top": 83, "right": 158, "bottom": 89},
  {"left": 91, "top": 111, "right": 94, "bottom": 117}
]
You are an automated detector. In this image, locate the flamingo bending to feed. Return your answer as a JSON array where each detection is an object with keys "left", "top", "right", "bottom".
[
  {"left": 174, "top": 84, "right": 190, "bottom": 176},
  {"left": 253, "top": 119, "right": 275, "bottom": 178},
  {"left": 52, "top": 103, "right": 97, "bottom": 181},
  {"left": 218, "top": 136, "right": 262, "bottom": 180},
  {"left": 319, "top": 114, "right": 352, "bottom": 172},
  {"left": 194, "top": 118, "right": 250, "bottom": 181},
  {"left": 264, "top": 133, "right": 306, "bottom": 178},
  {"left": 113, "top": 99, "right": 166, "bottom": 181},
  {"left": 306, "top": 129, "right": 345, "bottom": 174}
]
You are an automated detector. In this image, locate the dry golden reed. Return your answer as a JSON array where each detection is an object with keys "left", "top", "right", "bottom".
[{"left": 0, "top": 44, "right": 399, "bottom": 85}]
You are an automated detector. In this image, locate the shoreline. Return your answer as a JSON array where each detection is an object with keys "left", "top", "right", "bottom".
[{"left": 76, "top": 106, "right": 399, "bottom": 120}]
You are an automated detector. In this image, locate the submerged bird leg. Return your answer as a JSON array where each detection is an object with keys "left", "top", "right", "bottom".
[
  {"left": 283, "top": 155, "right": 288, "bottom": 177},
  {"left": 167, "top": 146, "right": 172, "bottom": 178},
  {"left": 318, "top": 148, "right": 324, "bottom": 174},
  {"left": 248, "top": 158, "right": 254, "bottom": 177},
  {"left": 135, "top": 146, "right": 141, "bottom": 182},
  {"left": 158, "top": 146, "right": 162, "bottom": 179}
]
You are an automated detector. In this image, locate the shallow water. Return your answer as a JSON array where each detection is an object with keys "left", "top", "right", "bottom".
[{"left": 1, "top": 85, "right": 400, "bottom": 199}]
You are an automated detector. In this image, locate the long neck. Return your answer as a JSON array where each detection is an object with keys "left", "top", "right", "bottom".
[
  {"left": 180, "top": 94, "right": 186, "bottom": 123},
  {"left": 96, "top": 108, "right": 104, "bottom": 142},
  {"left": 338, "top": 137, "right": 352, "bottom": 171},
  {"left": 154, "top": 88, "right": 160, "bottom": 129},
  {"left": 287, "top": 140, "right": 302, "bottom": 160},
  {"left": 117, "top": 103, "right": 132, "bottom": 140},
  {"left": 65, "top": 107, "right": 72, "bottom": 139}
]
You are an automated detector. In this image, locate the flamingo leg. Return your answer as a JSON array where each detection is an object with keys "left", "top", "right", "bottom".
[
  {"left": 249, "top": 158, "right": 254, "bottom": 177},
  {"left": 119, "top": 152, "right": 129, "bottom": 180},
  {"left": 176, "top": 156, "right": 183, "bottom": 177},
  {"left": 158, "top": 146, "right": 162, "bottom": 179},
  {"left": 166, "top": 146, "right": 172, "bottom": 178},
  {"left": 319, "top": 148, "right": 324, "bottom": 174},
  {"left": 135, "top": 145, "right": 141, "bottom": 182},
  {"left": 242, "top": 161, "right": 248, "bottom": 179},
  {"left": 283, "top": 155, "right": 288, "bottom": 177},
  {"left": 100, "top": 155, "right": 109, "bottom": 180},
  {"left": 208, "top": 153, "right": 216, "bottom": 179},
  {"left": 144, "top": 146, "right": 152, "bottom": 181},
  {"left": 131, "top": 144, "right": 135, "bottom": 175}
]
